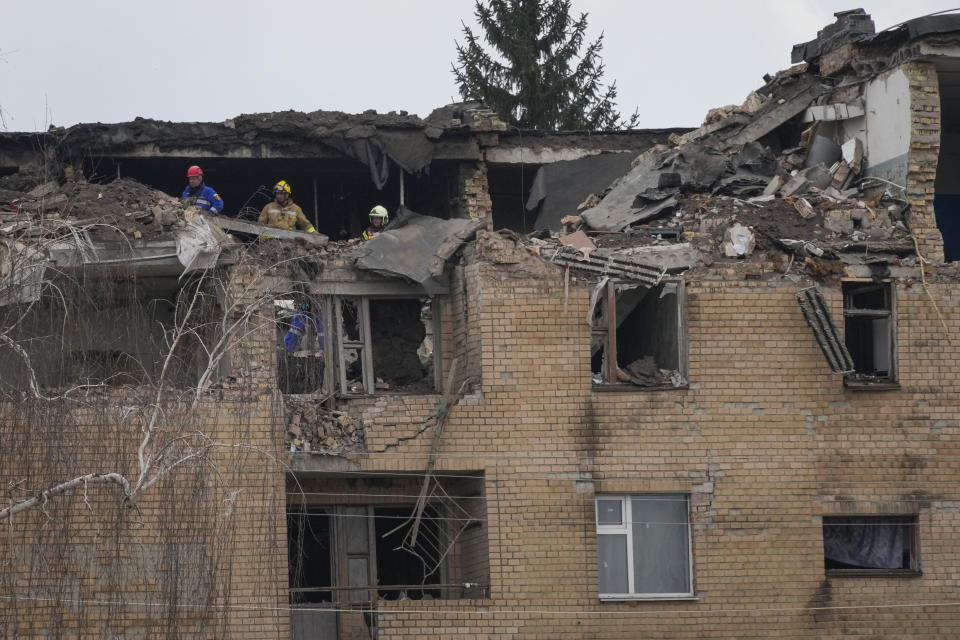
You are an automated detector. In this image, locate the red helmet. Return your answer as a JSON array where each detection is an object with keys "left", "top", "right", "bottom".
[{"left": 186, "top": 165, "right": 203, "bottom": 178}]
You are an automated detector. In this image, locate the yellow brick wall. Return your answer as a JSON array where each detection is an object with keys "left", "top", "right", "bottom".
[
  {"left": 0, "top": 264, "right": 289, "bottom": 639},
  {"left": 365, "top": 264, "right": 960, "bottom": 639},
  {"left": 7, "top": 254, "right": 960, "bottom": 638}
]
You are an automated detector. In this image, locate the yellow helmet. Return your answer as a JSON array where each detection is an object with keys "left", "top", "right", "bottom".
[
  {"left": 369, "top": 205, "right": 389, "bottom": 221},
  {"left": 274, "top": 180, "right": 292, "bottom": 195}
]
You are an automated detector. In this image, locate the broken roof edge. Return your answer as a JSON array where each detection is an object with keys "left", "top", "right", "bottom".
[{"left": 3, "top": 101, "right": 509, "bottom": 139}]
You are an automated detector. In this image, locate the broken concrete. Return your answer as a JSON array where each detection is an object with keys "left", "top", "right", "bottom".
[
  {"left": 723, "top": 223, "right": 756, "bottom": 258},
  {"left": 352, "top": 207, "right": 484, "bottom": 293}
]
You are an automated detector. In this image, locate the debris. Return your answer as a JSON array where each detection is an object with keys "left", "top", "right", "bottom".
[
  {"left": 793, "top": 198, "right": 817, "bottom": 219},
  {"left": 353, "top": 207, "right": 484, "bottom": 293},
  {"left": 525, "top": 152, "right": 636, "bottom": 231},
  {"left": 778, "top": 174, "right": 811, "bottom": 199},
  {"left": 0, "top": 240, "right": 47, "bottom": 306},
  {"left": 561, "top": 215, "right": 583, "bottom": 233},
  {"left": 176, "top": 216, "right": 231, "bottom": 274},
  {"left": 559, "top": 230, "right": 597, "bottom": 253},
  {"left": 842, "top": 138, "right": 864, "bottom": 172},
  {"left": 723, "top": 223, "right": 756, "bottom": 257},
  {"left": 806, "top": 135, "right": 842, "bottom": 168},
  {"left": 796, "top": 287, "right": 855, "bottom": 373},
  {"left": 762, "top": 175, "right": 784, "bottom": 196},
  {"left": 286, "top": 399, "right": 364, "bottom": 455},
  {"left": 26, "top": 182, "right": 59, "bottom": 198},
  {"left": 577, "top": 194, "right": 601, "bottom": 211},
  {"left": 780, "top": 238, "right": 826, "bottom": 257}
]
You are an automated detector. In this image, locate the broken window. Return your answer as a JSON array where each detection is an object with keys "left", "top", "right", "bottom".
[
  {"left": 288, "top": 509, "right": 334, "bottom": 604},
  {"left": 843, "top": 281, "right": 896, "bottom": 384},
  {"left": 596, "top": 494, "right": 693, "bottom": 598},
  {"left": 288, "top": 473, "right": 488, "bottom": 638},
  {"left": 590, "top": 279, "right": 687, "bottom": 388},
  {"left": 823, "top": 516, "right": 918, "bottom": 574},
  {"left": 0, "top": 272, "right": 212, "bottom": 390},
  {"left": 333, "top": 296, "right": 438, "bottom": 395}
]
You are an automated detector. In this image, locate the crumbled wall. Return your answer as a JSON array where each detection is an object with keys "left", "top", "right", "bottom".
[
  {"left": 904, "top": 61, "right": 946, "bottom": 262},
  {"left": 456, "top": 162, "right": 493, "bottom": 225}
]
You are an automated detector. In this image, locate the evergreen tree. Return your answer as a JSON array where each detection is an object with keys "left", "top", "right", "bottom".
[{"left": 453, "top": 0, "right": 637, "bottom": 131}]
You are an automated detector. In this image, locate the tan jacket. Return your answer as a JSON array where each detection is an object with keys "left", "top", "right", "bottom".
[{"left": 258, "top": 200, "right": 315, "bottom": 232}]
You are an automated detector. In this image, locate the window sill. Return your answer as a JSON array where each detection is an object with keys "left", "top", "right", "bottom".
[
  {"left": 593, "top": 383, "right": 689, "bottom": 393},
  {"left": 599, "top": 594, "right": 698, "bottom": 602},
  {"left": 843, "top": 379, "right": 900, "bottom": 391},
  {"left": 826, "top": 569, "right": 921, "bottom": 578},
  {"left": 338, "top": 390, "right": 442, "bottom": 398},
  {"left": 377, "top": 597, "right": 495, "bottom": 606}
]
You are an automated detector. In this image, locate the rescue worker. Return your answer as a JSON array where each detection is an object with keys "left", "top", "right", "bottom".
[
  {"left": 258, "top": 180, "right": 317, "bottom": 233},
  {"left": 180, "top": 165, "right": 224, "bottom": 213},
  {"left": 284, "top": 302, "right": 324, "bottom": 352},
  {"left": 362, "top": 205, "right": 388, "bottom": 240}
]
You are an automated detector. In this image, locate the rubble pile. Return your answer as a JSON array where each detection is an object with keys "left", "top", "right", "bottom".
[
  {"left": 544, "top": 11, "right": 925, "bottom": 285},
  {"left": 286, "top": 398, "right": 364, "bottom": 454},
  {"left": 0, "top": 172, "right": 189, "bottom": 239}
]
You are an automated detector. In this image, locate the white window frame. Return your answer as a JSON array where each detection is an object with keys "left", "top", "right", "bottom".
[{"left": 595, "top": 494, "right": 694, "bottom": 600}]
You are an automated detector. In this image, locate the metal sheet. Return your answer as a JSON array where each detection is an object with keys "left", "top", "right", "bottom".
[
  {"left": 352, "top": 207, "right": 483, "bottom": 294},
  {"left": 797, "top": 287, "right": 855, "bottom": 373}
]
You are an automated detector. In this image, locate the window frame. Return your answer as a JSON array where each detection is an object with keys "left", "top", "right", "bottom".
[
  {"left": 842, "top": 280, "right": 898, "bottom": 386},
  {"left": 822, "top": 514, "right": 921, "bottom": 577},
  {"left": 590, "top": 278, "right": 688, "bottom": 390},
  {"left": 332, "top": 294, "right": 441, "bottom": 396},
  {"left": 595, "top": 494, "right": 695, "bottom": 600}
]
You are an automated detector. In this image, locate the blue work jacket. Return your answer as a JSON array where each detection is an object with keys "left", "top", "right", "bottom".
[{"left": 181, "top": 183, "right": 224, "bottom": 213}]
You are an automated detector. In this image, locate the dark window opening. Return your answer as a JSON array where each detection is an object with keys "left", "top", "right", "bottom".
[
  {"left": 591, "top": 280, "right": 686, "bottom": 388},
  {"left": 286, "top": 471, "right": 489, "bottom": 620},
  {"left": 374, "top": 506, "right": 442, "bottom": 600},
  {"left": 288, "top": 509, "right": 333, "bottom": 604},
  {"left": 334, "top": 296, "right": 437, "bottom": 395},
  {"left": 369, "top": 298, "right": 434, "bottom": 392},
  {"left": 934, "top": 60, "right": 960, "bottom": 262},
  {"left": 823, "top": 515, "right": 918, "bottom": 573},
  {"left": 488, "top": 163, "right": 540, "bottom": 233},
  {"left": 81, "top": 156, "right": 458, "bottom": 241},
  {"left": 842, "top": 282, "right": 895, "bottom": 382}
]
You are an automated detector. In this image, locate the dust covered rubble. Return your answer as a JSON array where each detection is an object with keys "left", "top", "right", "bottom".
[
  {"left": 542, "top": 54, "right": 920, "bottom": 283},
  {"left": 286, "top": 398, "right": 365, "bottom": 455}
]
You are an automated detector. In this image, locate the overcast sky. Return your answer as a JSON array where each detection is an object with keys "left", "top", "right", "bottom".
[{"left": 2, "top": 1, "right": 959, "bottom": 132}]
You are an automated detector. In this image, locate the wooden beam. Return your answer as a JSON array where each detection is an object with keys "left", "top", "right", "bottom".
[
  {"left": 606, "top": 280, "right": 618, "bottom": 383},
  {"left": 201, "top": 214, "right": 328, "bottom": 246}
]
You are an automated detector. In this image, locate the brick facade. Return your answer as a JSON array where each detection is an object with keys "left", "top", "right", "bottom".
[
  {"left": 363, "top": 264, "right": 960, "bottom": 639},
  {"left": 456, "top": 162, "right": 494, "bottom": 226},
  {"left": 904, "top": 61, "right": 946, "bottom": 263},
  {"left": 5, "top": 235, "right": 960, "bottom": 638}
]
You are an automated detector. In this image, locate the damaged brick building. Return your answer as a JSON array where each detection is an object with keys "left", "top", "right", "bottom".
[{"left": 1, "top": 8, "right": 960, "bottom": 639}]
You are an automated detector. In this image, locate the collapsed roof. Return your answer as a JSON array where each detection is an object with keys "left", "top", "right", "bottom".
[
  {"left": 2, "top": 9, "right": 960, "bottom": 299},
  {"left": 528, "top": 8, "right": 960, "bottom": 286}
]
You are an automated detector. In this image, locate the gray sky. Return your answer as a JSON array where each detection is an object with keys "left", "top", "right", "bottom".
[{"left": 2, "top": 1, "right": 959, "bottom": 132}]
